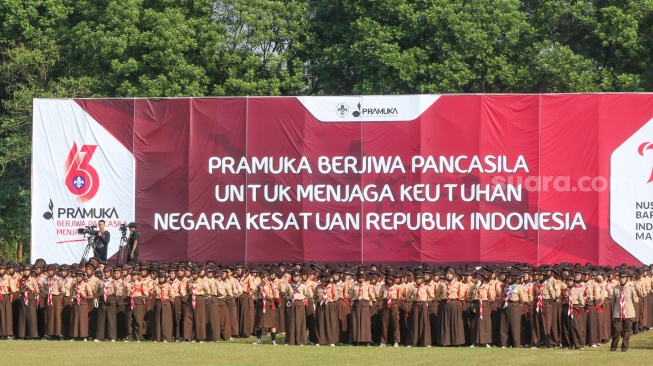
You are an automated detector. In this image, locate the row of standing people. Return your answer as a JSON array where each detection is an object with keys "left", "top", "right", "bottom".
[{"left": 0, "top": 260, "right": 650, "bottom": 352}]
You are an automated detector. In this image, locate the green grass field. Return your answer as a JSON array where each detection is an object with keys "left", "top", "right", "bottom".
[{"left": 2, "top": 331, "right": 652, "bottom": 365}]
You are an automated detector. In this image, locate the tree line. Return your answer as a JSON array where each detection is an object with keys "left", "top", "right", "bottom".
[{"left": 1, "top": 0, "right": 652, "bottom": 260}]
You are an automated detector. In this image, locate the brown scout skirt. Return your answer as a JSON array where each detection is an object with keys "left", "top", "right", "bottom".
[
  {"left": 254, "top": 298, "right": 278, "bottom": 330},
  {"left": 350, "top": 299, "right": 372, "bottom": 343},
  {"left": 437, "top": 299, "right": 465, "bottom": 346},
  {"left": 315, "top": 301, "right": 339, "bottom": 345},
  {"left": 470, "top": 300, "right": 492, "bottom": 345},
  {"left": 285, "top": 299, "right": 307, "bottom": 345}
]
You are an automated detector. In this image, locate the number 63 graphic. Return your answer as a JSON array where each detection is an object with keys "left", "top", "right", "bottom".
[{"left": 64, "top": 143, "right": 100, "bottom": 202}]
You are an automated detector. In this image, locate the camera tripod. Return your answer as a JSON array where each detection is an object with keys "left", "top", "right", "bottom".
[
  {"left": 117, "top": 230, "right": 128, "bottom": 265},
  {"left": 80, "top": 235, "right": 95, "bottom": 262}
]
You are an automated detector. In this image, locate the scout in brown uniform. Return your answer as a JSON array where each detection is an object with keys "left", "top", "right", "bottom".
[
  {"left": 198, "top": 264, "right": 214, "bottom": 342},
  {"left": 531, "top": 268, "right": 554, "bottom": 349},
  {"left": 70, "top": 270, "right": 91, "bottom": 341},
  {"left": 225, "top": 266, "right": 241, "bottom": 338},
  {"left": 341, "top": 268, "right": 356, "bottom": 344},
  {"left": 643, "top": 265, "right": 653, "bottom": 330},
  {"left": 405, "top": 270, "right": 431, "bottom": 347},
  {"left": 548, "top": 267, "right": 564, "bottom": 347},
  {"left": 139, "top": 266, "right": 151, "bottom": 336},
  {"left": 113, "top": 267, "right": 130, "bottom": 341},
  {"left": 181, "top": 265, "right": 195, "bottom": 342},
  {"left": 223, "top": 266, "right": 242, "bottom": 340},
  {"left": 636, "top": 267, "right": 649, "bottom": 332},
  {"left": 60, "top": 265, "right": 75, "bottom": 339},
  {"left": 170, "top": 266, "right": 184, "bottom": 341},
  {"left": 458, "top": 270, "right": 472, "bottom": 345},
  {"left": 204, "top": 267, "right": 219, "bottom": 342},
  {"left": 0, "top": 263, "right": 16, "bottom": 339},
  {"left": 85, "top": 262, "right": 100, "bottom": 338},
  {"left": 599, "top": 272, "right": 613, "bottom": 343},
  {"left": 270, "top": 268, "right": 285, "bottom": 334},
  {"left": 427, "top": 270, "right": 441, "bottom": 345},
  {"left": 272, "top": 266, "right": 287, "bottom": 334},
  {"left": 397, "top": 271, "right": 411, "bottom": 343},
  {"left": 468, "top": 271, "right": 492, "bottom": 347},
  {"left": 145, "top": 267, "right": 158, "bottom": 338},
  {"left": 43, "top": 264, "right": 64, "bottom": 340},
  {"left": 370, "top": 271, "right": 381, "bottom": 337},
  {"left": 611, "top": 270, "right": 638, "bottom": 352},
  {"left": 348, "top": 270, "right": 376, "bottom": 346},
  {"left": 114, "top": 265, "right": 134, "bottom": 342},
  {"left": 236, "top": 265, "right": 256, "bottom": 338},
  {"left": 152, "top": 271, "right": 175, "bottom": 342},
  {"left": 370, "top": 271, "right": 383, "bottom": 345},
  {"left": 17, "top": 265, "right": 39, "bottom": 339},
  {"left": 313, "top": 273, "right": 338, "bottom": 346},
  {"left": 252, "top": 270, "right": 279, "bottom": 345},
  {"left": 436, "top": 266, "right": 466, "bottom": 346},
  {"left": 234, "top": 264, "right": 247, "bottom": 338},
  {"left": 179, "top": 264, "right": 193, "bottom": 342},
  {"left": 574, "top": 268, "right": 589, "bottom": 344},
  {"left": 9, "top": 262, "right": 21, "bottom": 339},
  {"left": 499, "top": 269, "right": 526, "bottom": 348},
  {"left": 188, "top": 265, "right": 209, "bottom": 343},
  {"left": 95, "top": 266, "right": 118, "bottom": 342},
  {"left": 516, "top": 271, "right": 533, "bottom": 347},
  {"left": 490, "top": 268, "right": 504, "bottom": 346},
  {"left": 248, "top": 269, "right": 260, "bottom": 336},
  {"left": 332, "top": 268, "right": 349, "bottom": 344},
  {"left": 216, "top": 269, "right": 233, "bottom": 340},
  {"left": 561, "top": 276, "right": 585, "bottom": 350},
  {"left": 33, "top": 262, "right": 46, "bottom": 338},
  {"left": 585, "top": 271, "right": 604, "bottom": 347},
  {"left": 378, "top": 269, "right": 401, "bottom": 347},
  {"left": 129, "top": 269, "right": 147, "bottom": 342},
  {"left": 284, "top": 270, "right": 309, "bottom": 345},
  {"left": 301, "top": 268, "right": 317, "bottom": 345}
]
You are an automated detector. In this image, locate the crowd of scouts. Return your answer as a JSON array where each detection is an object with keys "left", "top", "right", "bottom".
[{"left": 0, "top": 258, "right": 649, "bottom": 352}]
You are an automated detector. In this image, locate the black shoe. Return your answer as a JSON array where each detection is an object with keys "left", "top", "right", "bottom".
[{"left": 610, "top": 348, "right": 617, "bottom": 352}]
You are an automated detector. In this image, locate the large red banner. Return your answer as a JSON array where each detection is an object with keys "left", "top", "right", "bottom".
[{"left": 32, "top": 95, "right": 653, "bottom": 265}]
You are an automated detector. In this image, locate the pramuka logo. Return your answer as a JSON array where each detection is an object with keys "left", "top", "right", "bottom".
[
  {"left": 336, "top": 103, "right": 349, "bottom": 117},
  {"left": 64, "top": 143, "right": 99, "bottom": 202},
  {"left": 43, "top": 199, "right": 119, "bottom": 221},
  {"left": 43, "top": 143, "right": 118, "bottom": 222},
  {"left": 43, "top": 199, "right": 54, "bottom": 220},
  {"left": 336, "top": 102, "right": 398, "bottom": 118},
  {"left": 638, "top": 142, "right": 653, "bottom": 183}
]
